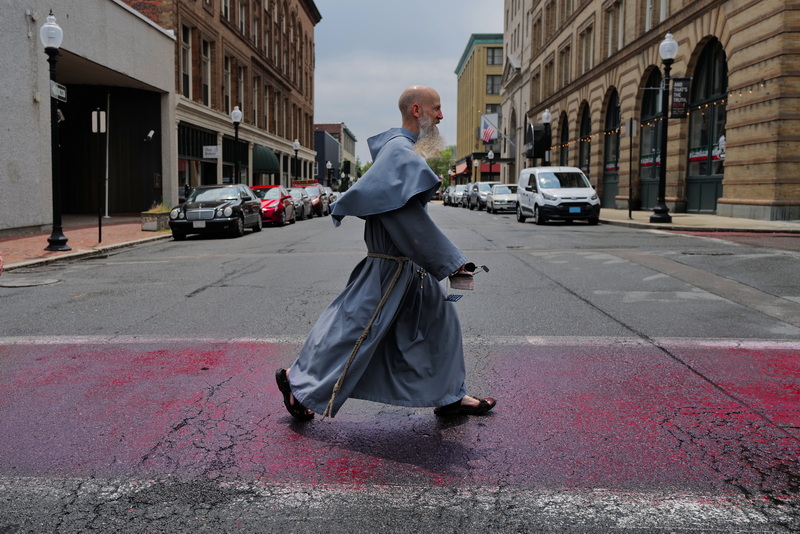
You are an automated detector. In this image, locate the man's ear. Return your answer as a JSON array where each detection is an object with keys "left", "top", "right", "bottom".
[{"left": 411, "top": 103, "right": 421, "bottom": 117}]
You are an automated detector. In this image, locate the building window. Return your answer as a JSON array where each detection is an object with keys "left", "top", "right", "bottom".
[
  {"left": 181, "top": 25, "right": 192, "bottom": 99},
  {"left": 486, "top": 75, "right": 502, "bottom": 95},
  {"left": 530, "top": 70, "right": 541, "bottom": 105},
  {"left": 238, "top": 66, "right": 245, "bottom": 112},
  {"left": 543, "top": 57, "right": 554, "bottom": 98},
  {"left": 645, "top": 0, "right": 668, "bottom": 32},
  {"left": 559, "top": 43, "right": 572, "bottom": 87},
  {"left": 253, "top": 77, "right": 259, "bottom": 126},
  {"left": 253, "top": 17, "right": 259, "bottom": 47},
  {"left": 224, "top": 56, "right": 232, "bottom": 113},
  {"left": 239, "top": 2, "right": 247, "bottom": 35},
  {"left": 604, "top": 1, "right": 624, "bottom": 58},
  {"left": 532, "top": 14, "right": 542, "bottom": 51},
  {"left": 487, "top": 47, "right": 503, "bottom": 65},
  {"left": 222, "top": 0, "right": 230, "bottom": 21},
  {"left": 202, "top": 39, "right": 211, "bottom": 106},
  {"left": 545, "top": 1, "right": 556, "bottom": 37},
  {"left": 579, "top": 24, "right": 594, "bottom": 75}
]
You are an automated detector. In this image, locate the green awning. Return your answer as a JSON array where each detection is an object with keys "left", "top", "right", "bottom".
[{"left": 253, "top": 145, "right": 279, "bottom": 174}]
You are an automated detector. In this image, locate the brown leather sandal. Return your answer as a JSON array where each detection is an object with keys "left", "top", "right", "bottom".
[{"left": 434, "top": 396, "right": 497, "bottom": 416}]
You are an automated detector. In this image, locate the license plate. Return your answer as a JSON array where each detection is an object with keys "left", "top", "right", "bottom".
[
  {"left": 193, "top": 221, "right": 206, "bottom": 228},
  {"left": 569, "top": 207, "right": 581, "bottom": 214}
]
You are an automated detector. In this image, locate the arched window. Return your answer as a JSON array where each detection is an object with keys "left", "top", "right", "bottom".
[
  {"left": 602, "top": 90, "right": 620, "bottom": 207},
  {"left": 686, "top": 38, "right": 727, "bottom": 212},
  {"left": 578, "top": 104, "right": 591, "bottom": 178},
  {"left": 559, "top": 113, "right": 569, "bottom": 165},
  {"left": 639, "top": 68, "right": 662, "bottom": 209}
]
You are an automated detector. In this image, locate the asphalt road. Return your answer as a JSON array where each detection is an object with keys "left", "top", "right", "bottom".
[{"left": 0, "top": 204, "right": 798, "bottom": 532}]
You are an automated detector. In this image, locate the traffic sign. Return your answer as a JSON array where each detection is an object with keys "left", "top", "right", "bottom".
[{"left": 50, "top": 80, "right": 66, "bottom": 102}]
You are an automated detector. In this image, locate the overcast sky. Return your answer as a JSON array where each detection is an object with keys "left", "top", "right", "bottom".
[{"left": 313, "top": 0, "right": 504, "bottom": 163}]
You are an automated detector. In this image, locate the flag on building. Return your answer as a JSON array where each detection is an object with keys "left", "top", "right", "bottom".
[{"left": 481, "top": 114, "right": 498, "bottom": 143}]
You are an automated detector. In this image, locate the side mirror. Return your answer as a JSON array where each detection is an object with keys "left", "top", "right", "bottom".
[{"left": 241, "top": 195, "right": 252, "bottom": 201}]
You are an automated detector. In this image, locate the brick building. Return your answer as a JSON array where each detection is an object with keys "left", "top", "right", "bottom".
[
  {"left": 125, "top": 0, "right": 321, "bottom": 189},
  {"left": 502, "top": 0, "right": 800, "bottom": 221}
]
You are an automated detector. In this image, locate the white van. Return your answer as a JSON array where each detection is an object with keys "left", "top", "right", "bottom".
[{"left": 516, "top": 166, "right": 601, "bottom": 225}]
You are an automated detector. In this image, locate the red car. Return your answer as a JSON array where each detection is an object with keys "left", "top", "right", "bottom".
[
  {"left": 298, "top": 185, "right": 330, "bottom": 217},
  {"left": 251, "top": 185, "right": 296, "bottom": 226}
]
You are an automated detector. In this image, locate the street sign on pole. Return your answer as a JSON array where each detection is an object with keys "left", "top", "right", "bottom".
[{"left": 50, "top": 80, "right": 66, "bottom": 102}]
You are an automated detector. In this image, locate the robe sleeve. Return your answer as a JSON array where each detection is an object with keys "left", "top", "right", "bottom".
[{"left": 377, "top": 197, "right": 467, "bottom": 280}]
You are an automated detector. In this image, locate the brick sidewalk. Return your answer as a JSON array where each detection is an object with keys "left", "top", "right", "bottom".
[{"left": 0, "top": 215, "right": 171, "bottom": 270}]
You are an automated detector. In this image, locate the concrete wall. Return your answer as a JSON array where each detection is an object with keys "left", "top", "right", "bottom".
[{"left": 1, "top": 0, "right": 175, "bottom": 235}]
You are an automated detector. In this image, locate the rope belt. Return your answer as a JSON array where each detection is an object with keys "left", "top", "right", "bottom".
[{"left": 321, "top": 253, "right": 410, "bottom": 420}]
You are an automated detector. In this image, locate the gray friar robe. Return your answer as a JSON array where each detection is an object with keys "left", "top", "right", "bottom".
[{"left": 289, "top": 128, "right": 468, "bottom": 417}]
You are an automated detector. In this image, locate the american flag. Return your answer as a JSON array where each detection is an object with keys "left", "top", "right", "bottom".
[{"left": 481, "top": 119, "right": 496, "bottom": 143}]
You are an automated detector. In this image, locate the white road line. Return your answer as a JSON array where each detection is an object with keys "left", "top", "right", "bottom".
[{"left": 1, "top": 335, "right": 799, "bottom": 350}]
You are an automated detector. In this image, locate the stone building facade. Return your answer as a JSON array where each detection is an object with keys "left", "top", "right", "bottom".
[
  {"left": 125, "top": 0, "right": 321, "bottom": 190},
  {"left": 502, "top": 0, "right": 800, "bottom": 221}
]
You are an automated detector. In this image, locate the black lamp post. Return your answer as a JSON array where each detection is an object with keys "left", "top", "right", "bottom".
[
  {"left": 230, "top": 105, "right": 242, "bottom": 184},
  {"left": 541, "top": 108, "right": 552, "bottom": 166},
  {"left": 41, "top": 11, "right": 70, "bottom": 252},
  {"left": 650, "top": 32, "right": 678, "bottom": 223},
  {"left": 293, "top": 139, "right": 300, "bottom": 183},
  {"left": 487, "top": 149, "right": 494, "bottom": 181},
  {"left": 326, "top": 160, "right": 332, "bottom": 187}
]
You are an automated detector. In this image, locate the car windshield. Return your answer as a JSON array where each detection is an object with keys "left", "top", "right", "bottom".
[
  {"left": 478, "top": 183, "right": 493, "bottom": 192},
  {"left": 255, "top": 188, "right": 281, "bottom": 200},
  {"left": 288, "top": 189, "right": 303, "bottom": 199},
  {"left": 538, "top": 172, "right": 591, "bottom": 189},
  {"left": 455, "top": 185, "right": 466, "bottom": 192},
  {"left": 304, "top": 186, "right": 320, "bottom": 196},
  {"left": 493, "top": 185, "right": 517, "bottom": 194},
  {"left": 188, "top": 187, "right": 238, "bottom": 202}
]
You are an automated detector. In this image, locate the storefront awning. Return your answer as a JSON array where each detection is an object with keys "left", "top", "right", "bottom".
[
  {"left": 455, "top": 162, "right": 468, "bottom": 174},
  {"left": 253, "top": 145, "right": 279, "bottom": 174}
]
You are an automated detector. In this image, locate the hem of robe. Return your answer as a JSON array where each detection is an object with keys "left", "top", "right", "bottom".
[{"left": 348, "top": 389, "right": 467, "bottom": 409}]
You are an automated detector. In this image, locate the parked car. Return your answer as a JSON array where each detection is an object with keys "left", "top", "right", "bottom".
[
  {"left": 287, "top": 187, "right": 313, "bottom": 220},
  {"left": 461, "top": 183, "right": 475, "bottom": 208},
  {"left": 251, "top": 185, "right": 296, "bottom": 226},
  {"left": 299, "top": 184, "right": 330, "bottom": 217},
  {"left": 466, "top": 181, "right": 501, "bottom": 210},
  {"left": 323, "top": 186, "right": 338, "bottom": 205},
  {"left": 516, "top": 166, "right": 600, "bottom": 225},
  {"left": 169, "top": 184, "right": 262, "bottom": 240},
  {"left": 486, "top": 184, "right": 518, "bottom": 213},
  {"left": 451, "top": 184, "right": 467, "bottom": 207},
  {"left": 442, "top": 185, "right": 455, "bottom": 205}
]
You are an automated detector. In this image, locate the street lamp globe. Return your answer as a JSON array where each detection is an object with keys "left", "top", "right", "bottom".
[
  {"left": 541, "top": 108, "right": 552, "bottom": 123},
  {"left": 39, "top": 11, "right": 63, "bottom": 50},
  {"left": 230, "top": 105, "right": 242, "bottom": 124},
  {"left": 293, "top": 139, "right": 300, "bottom": 152},
  {"left": 659, "top": 32, "right": 679, "bottom": 62},
  {"left": 487, "top": 149, "right": 494, "bottom": 161}
]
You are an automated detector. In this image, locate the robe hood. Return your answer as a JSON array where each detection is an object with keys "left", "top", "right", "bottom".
[{"left": 330, "top": 128, "right": 441, "bottom": 227}]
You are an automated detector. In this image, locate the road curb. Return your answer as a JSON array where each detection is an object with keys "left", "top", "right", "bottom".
[{"left": 3, "top": 234, "right": 173, "bottom": 272}]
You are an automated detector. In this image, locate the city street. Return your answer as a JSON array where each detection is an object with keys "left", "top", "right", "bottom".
[{"left": 1, "top": 204, "right": 798, "bottom": 532}]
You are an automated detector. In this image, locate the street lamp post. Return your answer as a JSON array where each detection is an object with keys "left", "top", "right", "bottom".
[
  {"left": 41, "top": 11, "right": 70, "bottom": 252},
  {"left": 292, "top": 139, "right": 300, "bottom": 183},
  {"left": 487, "top": 149, "right": 495, "bottom": 181},
  {"left": 650, "top": 32, "right": 677, "bottom": 224},
  {"left": 541, "top": 108, "right": 552, "bottom": 166},
  {"left": 473, "top": 157, "right": 479, "bottom": 183},
  {"left": 326, "top": 160, "right": 332, "bottom": 187},
  {"left": 230, "top": 105, "right": 242, "bottom": 184}
]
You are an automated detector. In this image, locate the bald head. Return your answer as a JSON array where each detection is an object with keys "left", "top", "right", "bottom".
[{"left": 399, "top": 85, "right": 443, "bottom": 135}]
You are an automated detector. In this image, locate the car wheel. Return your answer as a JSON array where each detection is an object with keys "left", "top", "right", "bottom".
[
  {"left": 172, "top": 230, "right": 186, "bottom": 241},
  {"left": 252, "top": 218, "right": 262, "bottom": 232},
  {"left": 290, "top": 211, "right": 296, "bottom": 224},
  {"left": 469, "top": 199, "right": 474, "bottom": 210},
  {"left": 516, "top": 205, "right": 527, "bottom": 223},
  {"left": 487, "top": 204, "right": 493, "bottom": 213},
  {"left": 279, "top": 211, "right": 286, "bottom": 227},
  {"left": 534, "top": 205, "right": 546, "bottom": 226},
  {"left": 588, "top": 217, "right": 599, "bottom": 225},
  {"left": 232, "top": 215, "right": 245, "bottom": 237}
]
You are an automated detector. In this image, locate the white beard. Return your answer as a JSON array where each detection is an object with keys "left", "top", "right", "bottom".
[{"left": 414, "top": 117, "right": 446, "bottom": 159}]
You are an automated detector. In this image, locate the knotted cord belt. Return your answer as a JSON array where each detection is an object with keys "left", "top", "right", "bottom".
[{"left": 321, "top": 252, "right": 410, "bottom": 420}]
